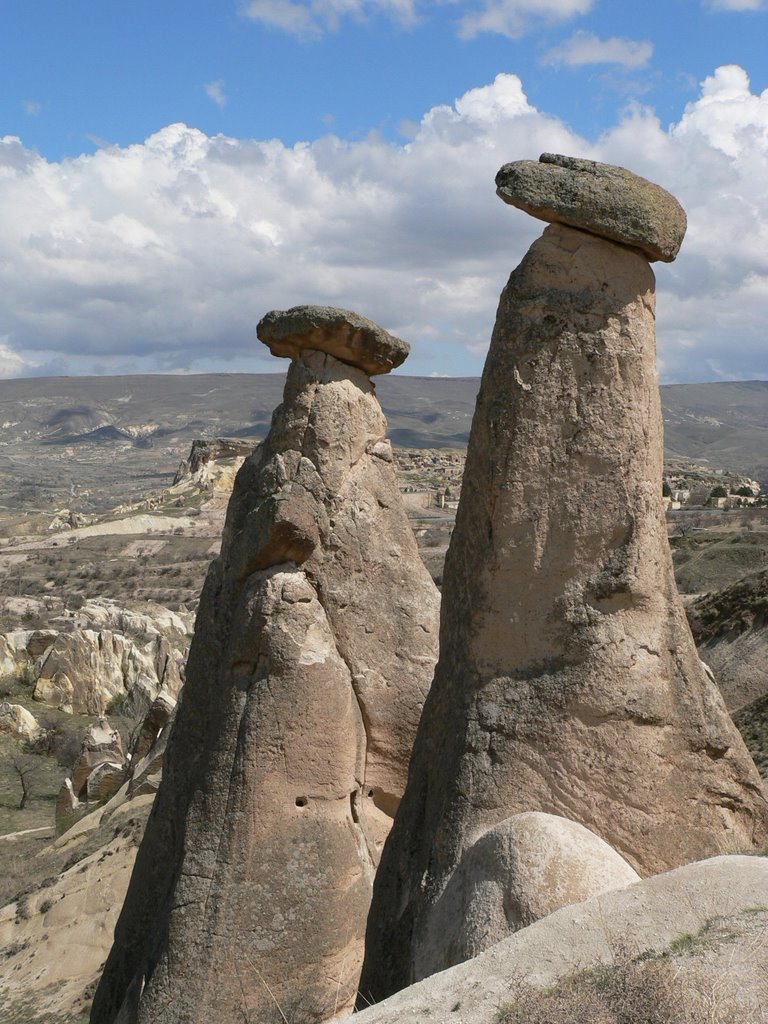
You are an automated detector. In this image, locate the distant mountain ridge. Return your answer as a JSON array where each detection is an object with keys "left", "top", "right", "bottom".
[{"left": 0, "top": 374, "right": 766, "bottom": 510}]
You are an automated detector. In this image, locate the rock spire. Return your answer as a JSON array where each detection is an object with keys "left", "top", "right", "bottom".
[
  {"left": 91, "top": 306, "right": 440, "bottom": 1024},
  {"left": 358, "top": 157, "right": 768, "bottom": 1002}
]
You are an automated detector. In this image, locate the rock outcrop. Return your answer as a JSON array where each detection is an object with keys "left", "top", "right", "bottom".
[
  {"left": 359, "top": 158, "right": 768, "bottom": 1002},
  {"left": 32, "top": 629, "right": 182, "bottom": 716},
  {"left": 91, "top": 306, "right": 440, "bottom": 1024}
]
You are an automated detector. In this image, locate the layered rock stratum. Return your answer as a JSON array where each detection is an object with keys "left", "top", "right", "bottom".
[
  {"left": 359, "top": 158, "right": 768, "bottom": 1002},
  {"left": 90, "top": 307, "right": 439, "bottom": 1024}
]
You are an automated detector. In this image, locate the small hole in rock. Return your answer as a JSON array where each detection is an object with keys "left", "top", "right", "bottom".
[
  {"left": 367, "top": 789, "right": 375, "bottom": 797},
  {"left": 295, "top": 796, "right": 308, "bottom": 807}
]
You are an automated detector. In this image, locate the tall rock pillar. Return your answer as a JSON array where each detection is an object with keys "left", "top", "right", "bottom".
[
  {"left": 90, "top": 306, "right": 440, "bottom": 1024},
  {"left": 358, "top": 155, "right": 768, "bottom": 1001}
]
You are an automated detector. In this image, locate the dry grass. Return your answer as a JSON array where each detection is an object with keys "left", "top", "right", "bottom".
[{"left": 495, "top": 945, "right": 768, "bottom": 1024}]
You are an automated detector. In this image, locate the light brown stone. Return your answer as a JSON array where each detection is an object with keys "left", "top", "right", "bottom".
[
  {"left": 92, "top": 343, "right": 439, "bottom": 1024},
  {"left": 359, "top": 222, "right": 768, "bottom": 1002}
]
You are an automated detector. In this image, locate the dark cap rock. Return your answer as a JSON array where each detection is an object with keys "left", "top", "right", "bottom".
[
  {"left": 495, "top": 153, "right": 686, "bottom": 262},
  {"left": 257, "top": 305, "right": 410, "bottom": 376}
]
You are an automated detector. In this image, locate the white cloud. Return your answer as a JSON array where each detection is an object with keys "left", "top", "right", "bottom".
[
  {"left": 0, "top": 67, "right": 767, "bottom": 382},
  {"left": 241, "top": 0, "right": 587, "bottom": 37},
  {"left": 457, "top": 0, "right": 593, "bottom": 40},
  {"left": 204, "top": 80, "right": 227, "bottom": 108},
  {"left": 542, "top": 30, "right": 653, "bottom": 69},
  {"left": 705, "top": 0, "right": 765, "bottom": 10},
  {"left": 241, "top": 0, "right": 416, "bottom": 36},
  {"left": 22, "top": 100, "right": 41, "bottom": 116}
]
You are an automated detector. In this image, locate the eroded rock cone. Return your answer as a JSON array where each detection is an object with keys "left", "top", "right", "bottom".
[
  {"left": 91, "top": 307, "right": 439, "bottom": 1024},
  {"left": 358, "top": 162, "right": 768, "bottom": 1003}
]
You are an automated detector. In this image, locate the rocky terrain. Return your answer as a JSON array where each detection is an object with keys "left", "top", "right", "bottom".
[
  {"left": 1, "top": 417, "right": 767, "bottom": 1023},
  {"left": 1, "top": 158, "right": 767, "bottom": 1024},
  {"left": 1, "top": 372, "right": 767, "bottom": 515}
]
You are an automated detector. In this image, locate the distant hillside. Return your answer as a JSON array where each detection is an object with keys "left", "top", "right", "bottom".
[
  {"left": 0, "top": 374, "right": 766, "bottom": 510},
  {"left": 661, "top": 380, "right": 768, "bottom": 486}
]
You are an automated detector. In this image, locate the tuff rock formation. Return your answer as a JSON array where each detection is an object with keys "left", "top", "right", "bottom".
[
  {"left": 91, "top": 306, "right": 439, "bottom": 1024},
  {"left": 358, "top": 158, "right": 768, "bottom": 1002},
  {"left": 32, "top": 629, "right": 182, "bottom": 717}
]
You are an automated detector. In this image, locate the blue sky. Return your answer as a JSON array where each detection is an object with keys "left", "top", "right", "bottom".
[{"left": 1, "top": 0, "right": 767, "bottom": 381}]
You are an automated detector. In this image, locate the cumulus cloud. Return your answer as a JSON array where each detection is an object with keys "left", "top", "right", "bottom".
[
  {"left": 542, "top": 30, "right": 653, "bottom": 68},
  {"left": 204, "top": 80, "right": 227, "bottom": 108},
  {"left": 0, "top": 66, "right": 767, "bottom": 382}
]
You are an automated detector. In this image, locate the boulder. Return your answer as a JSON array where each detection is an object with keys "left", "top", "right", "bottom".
[
  {"left": 257, "top": 304, "right": 410, "bottom": 375},
  {"left": 495, "top": 153, "right": 686, "bottom": 262},
  {"left": 0, "top": 701, "right": 43, "bottom": 744},
  {"left": 91, "top": 309, "right": 440, "bottom": 1024},
  {"left": 413, "top": 812, "right": 639, "bottom": 974},
  {"left": 359, "top": 172, "right": 767, "bottom": 1001}
]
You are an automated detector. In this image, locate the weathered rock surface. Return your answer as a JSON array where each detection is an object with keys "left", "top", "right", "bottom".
[
  {"left": 0, "top": 701, "right": 43, "bottom": 744},
  {"left": 354, "top": 857, "right": 768, "bottom": 1024},
  {"left": 32, "top": 629, "right": 182, "bottom": 716},
  {"left": 359, "top": 217, "right": 768, "bottom": 1001},
  {"left": 416, "top": 812, "right": 639, "bottom": 975},
  {"left": 0, "top": 629, "right": 57, "bottom": 678},
  {"left": 257, "top": 304, "right": 410, "bottom": 375},
  {"left": 91, "top": 321, "right": 439, "bottom": 1024},
  {"left": 71, "top": 718, "right": 125, "bottom": 797},
  {"left": 496, "top": 153, "right": 686, "bottom": 262}
]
